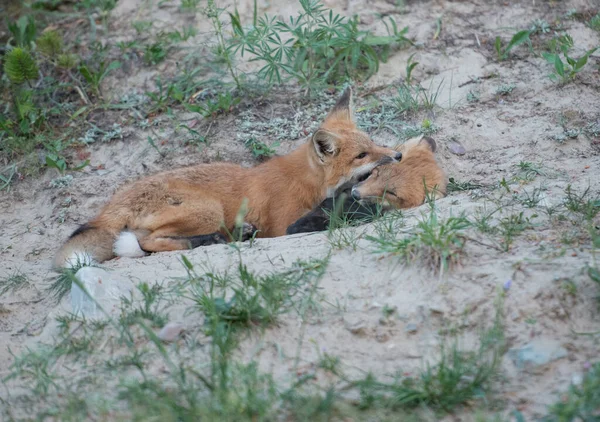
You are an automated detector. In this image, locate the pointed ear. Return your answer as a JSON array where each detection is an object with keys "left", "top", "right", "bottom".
[
  {"left": 420, "top": 136, "right": 437, "bottom": 152},
  {"left": 396, "top": 135, "right": 437, "bottom": 153},
  {"left": 324, "top": 87, "right": 355, "bottom": 124},
  {"left": 312, "top": 129, "right": 340, "bottom": 162}
]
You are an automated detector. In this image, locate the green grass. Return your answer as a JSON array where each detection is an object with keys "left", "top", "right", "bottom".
[
  {"left": 447, "top": 177, "right": 485, "bottom": 193},
  {"left": 367, "top": 208, "right": 470, "bottom": 275},
  {"left": 545, "top": 362, "right": 600, "bottom": 421},
  {"left": 1, "top": 250, "right": 510, "bottom": 421},
  {"left": 497, "top": 211, "right": 536, "bottom": 252},
  {"left": 0, "top": 270, "right": 31, "bottom": 296},
  {"left": 563, "top": 185, "right": 600, "bottom": 221}
]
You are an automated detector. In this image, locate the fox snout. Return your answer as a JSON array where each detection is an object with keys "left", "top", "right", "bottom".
[{"left": 353, "top": 150, "right": 401, "bottom": 180}]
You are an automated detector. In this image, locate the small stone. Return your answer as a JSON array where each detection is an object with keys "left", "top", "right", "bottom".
[
  {"left": 571, "top": 373, "right": 583, "bottom": 386},
  {"left": 508, "top": 339, "right": 568, "bottom": 373},
  {"left": 344, "top": 317, "right": 368, "bottom": 337},
  {"left": 158, "top": 322, "right": 185, "bottom": 342},
  {"left": 376, "top": 329, "right": 390, "bottom": 343},
  {"left": 405, "top": 323, "right": 418, "bottom": 334},
  {"left": 448, "top": 139, "right": 466, "bottom": 156}
]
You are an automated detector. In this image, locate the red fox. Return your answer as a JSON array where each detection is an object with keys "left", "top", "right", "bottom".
[
  {"left": 286, "top": 135, "right": 447, "bottom": 234},
  {"left": 54, "top": 88, "right": 401, "bottom": 268}
]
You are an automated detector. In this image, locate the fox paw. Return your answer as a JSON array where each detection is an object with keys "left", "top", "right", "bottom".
[{"left": 232, "top": 222, "right": 258, "bottom": 242}]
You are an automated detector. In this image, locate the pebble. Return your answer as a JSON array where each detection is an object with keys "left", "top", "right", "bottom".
[
  {"left": 344, "top": 317, "right": 368, "bottom": 337},
  {"left": 405, "top": 323, "right": 418, "bottom": 334},
  {"left": 508, "top": 339, "right": 568, "bottom": 373},
  {"left": 158, "top": 322, "right": 185, "bottom": 342},
  {"left": 448, "top": 139, "right": 467, "bottom": 156}
]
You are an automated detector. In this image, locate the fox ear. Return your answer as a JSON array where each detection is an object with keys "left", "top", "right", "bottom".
[
  {"left": 312, "top": 129, "right": 339, "bottom": 161},
  {"left": 324, "top": 87, "right": 355, "bottom": 124},
  {"left": 420, "top": 136, "right": 437, "bottom": 152}
]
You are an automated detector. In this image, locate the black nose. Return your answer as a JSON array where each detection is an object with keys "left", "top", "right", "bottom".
[
  {"left": 394, "top": 152, "right": 402, "bottom": 161},
  {"left": 351, "top": 187, "right": 361, "bottom": 201}
]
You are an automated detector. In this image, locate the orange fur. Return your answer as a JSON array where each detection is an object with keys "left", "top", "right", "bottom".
[
  {"left": 352, "top": 136, "right": 447, "bottom": 209},
  {"left": 54, "top": 88, "right": 400, "bottom": 267}
]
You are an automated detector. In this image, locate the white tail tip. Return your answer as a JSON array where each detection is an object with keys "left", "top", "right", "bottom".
[{"left": 113, "top": 231, "right": 146, "bottom": 258}]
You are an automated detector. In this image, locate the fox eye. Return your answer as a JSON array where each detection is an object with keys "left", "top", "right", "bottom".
[{"left": 355, "top": 152, "right": 368, "bottom": 159}]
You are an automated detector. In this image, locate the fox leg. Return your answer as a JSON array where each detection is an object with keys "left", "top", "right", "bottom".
[{"left": 135, "top": 200, "right": 227, "bottom": 252}]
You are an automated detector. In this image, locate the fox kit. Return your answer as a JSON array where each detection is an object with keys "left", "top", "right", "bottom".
[
  {"left": 286, "top": 136, "right": 447, "bottom": 234},
  {"left": 55, "top": 88, "right": 401, "bottom": 268}
]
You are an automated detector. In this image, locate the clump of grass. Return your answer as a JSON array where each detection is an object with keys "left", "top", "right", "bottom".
[
  {"left": 563, "top": 185, "right": 600, "bottom": 221},
  {"left": 494, "top": 30, "right": 531, "bottom": 60},
  {"left": 120, "top": 282, "right": 169, "bottom": 328},
  {"left": 368, "top": 209, "right": 470, "bottom": 275},
  {"left": 495, "top": 83, "right": 515, "bottom": 96},
  {"left": 47, "top": 258, "right": 97, "bottom": 302},
  {"left": 228, "top": 0, "right": 411, "bottom": 93},
  {"left": 447, "top": 177, "right": 484, "bottom": 193},
  {"left": 244, "top": 137, "right": 279, "bottom": 159},
  {"left": 514, "top": 161, "right": 546, "bottom": 182},
  {"left": 0, "top": 270, "right": 31, "bottom": 296},
  {"left": 589, "top": 14, "right": 600, "bottom": 32},
  {"left": 186, "top": 256, "right": 328, "bottom": 331},
  {"left": 546, "top": 362, "right": 600, "bottom": 421},
  {"left": 497, "top": 211, "right": 536, "bottom": 252},
  {"left": 351, "top": 294, "right": 505, "bottom": 412}
]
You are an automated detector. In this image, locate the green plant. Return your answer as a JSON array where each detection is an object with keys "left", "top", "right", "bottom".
[
  {"left": 7, "top": 16, "right": 37, "bottom": 48},
  {"left": 494, "top": 30, "right": 531, "bottom": 60},
  {"left": 0, "top": 165, "right": 17, "bottom": 192},
  {"left": 0, "top": 271, "right": 31, "bottom": 296},
  {"left": 187, "top": 91, "right": 241, "bottom": 118},
  {"left": 466, "top": 89, "right": 480, "bottom": 102},
  {"left": 495, "top": 83, "right": 515, "bottom": 96},
  {"left": 143, "top": 42, "right": 167, "bottom": 65},
  {"left": 392, "top": 83, "right": 420, "bottom": 115},
  {"left": 132, "top": 20, "right": 152, "bottom": 34},
  {"left": 368, "top": 209, "right": 470, "bottom": 275},
  {"left": 45, "top": 153, "right": 67, "bottom": 174},
  {"left": 79, "top": 60, "right": 121, "bottom": 97},
  {"left": 515, "top": 161, "right": 545, "bottom": 181},
  {"left": 517, "top": 185, "right": 544, "bottom": 208},
  {"left": 497, "top": 212, "right": 535, "bottom": 252},
  {"left": 405, "top": 53, "right": 419, "bottom": 84},
  {"left": 36, "top": 30, "right": 63, "bottom": 58},
  {"left": 244, "top": 137, "right": 279, "bottom": 159},
  {"left": 546, "top": 33, "right": 574, "bottom": 54},
  {"left": 353, "top": 297, "right": 505, "bottom": 412},
  {"left": 180, "top": 0, "right": 202, "bottom": 11},
  {"left": 3, "top": 48, "right": 39, "bottom": 85},
  {"left": 543, "top": 47, "right": 598, "bottom": 84},
  {"left": 588, "top": 14, "right": 600, "bottom": 32},
  {"left": 545, "top": 362, "right": 600, "bottom": 421},
  {"left": 563, "top": 185, "right": 600, "bottom": 221},
  {"left": 120, "top": 282, "right": 168, "bottom": 328},
  {"left": 529, "top": 19, "right": 550, "bottom": 35},
  {"left": 229, "top": 0, "right": 411, "bottom": 93},
  {"left": 187, "top": 255, "right": 328, "bottom": 331},
  {"left": 418, "top": 78, "right": 443, "bottom": 110},
  {"left": 447, "top": 177, "right": 484, "bottom": 193}
]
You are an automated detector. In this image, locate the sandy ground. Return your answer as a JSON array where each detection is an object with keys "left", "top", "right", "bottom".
[{"left": 1, "top": 0, "right": 600, "bottom": 419}]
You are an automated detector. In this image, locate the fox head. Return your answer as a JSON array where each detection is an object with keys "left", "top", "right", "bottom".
[
  {"left": 350, "top": 136, "right": 447, "bottom": 209},
  {"left": 309, "top": 88, "right": 402, "bottom": 197}
]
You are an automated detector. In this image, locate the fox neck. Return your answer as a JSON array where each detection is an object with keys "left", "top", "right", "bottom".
[{"left": 271, "top": 142, "right": 328, "bottom": 201}]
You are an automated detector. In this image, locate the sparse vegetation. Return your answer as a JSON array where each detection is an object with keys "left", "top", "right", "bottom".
[
  {"left": 368, "top": 208, "right": 470, "bottom": 275},
  {"left": 1, "top": 1, "right": 599, "bottom": 420},
  {"left": 494, "top": 29, "right": 531, "bottom": 60}
]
